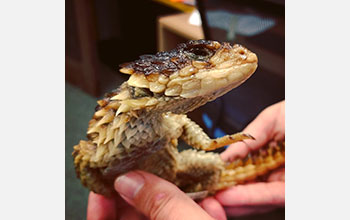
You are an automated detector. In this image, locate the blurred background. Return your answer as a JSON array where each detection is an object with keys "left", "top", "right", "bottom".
[{"left": 66, "top": 0, "right": 285, "bottom": 219}]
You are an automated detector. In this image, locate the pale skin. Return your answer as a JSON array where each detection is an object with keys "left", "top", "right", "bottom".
[{"left": 87, "top": 101, "right": 285, "bottom": 220}]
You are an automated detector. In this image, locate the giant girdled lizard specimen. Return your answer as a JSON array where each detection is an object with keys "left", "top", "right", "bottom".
[{"left": 73, "top": 40, "right": 285, "bottom": 198}]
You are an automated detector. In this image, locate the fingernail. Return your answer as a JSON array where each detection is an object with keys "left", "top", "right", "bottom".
[{"left": 115, "top": 171, "right": 145, "bottom": 200}]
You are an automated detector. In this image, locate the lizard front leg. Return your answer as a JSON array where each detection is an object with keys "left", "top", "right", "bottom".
[{"left": 180, "top": 116, "right": 254, "bottom": 151}]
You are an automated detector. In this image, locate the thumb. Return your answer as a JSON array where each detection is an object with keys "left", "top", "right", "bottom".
[{"left": 114, "top": 170, "right": 215, "bottom": 220}]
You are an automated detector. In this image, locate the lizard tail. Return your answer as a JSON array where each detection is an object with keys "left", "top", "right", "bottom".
[
  {"left": 214, "top": 141, "right": 285, "bottom": 191},
  {"left": 72, "top": 140, "right": 116, "bottom": 196}
]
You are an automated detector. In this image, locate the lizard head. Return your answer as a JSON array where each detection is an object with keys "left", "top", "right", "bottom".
[{"left": 113, "top": 40, "right": 257, "bottom": 114}]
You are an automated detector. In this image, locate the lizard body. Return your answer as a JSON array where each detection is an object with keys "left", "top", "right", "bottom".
[{"left": 72, "top": 40, "right": 285, "bottom": 197}]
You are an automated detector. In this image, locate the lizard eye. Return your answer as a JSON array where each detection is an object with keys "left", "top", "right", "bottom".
[{"left": 184, "top": 47, "right": 213, "bottom": 61}]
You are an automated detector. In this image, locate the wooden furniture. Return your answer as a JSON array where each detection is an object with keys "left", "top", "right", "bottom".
[
  {"left": 157, "top": 13, "right": 204, "bottom": 51},
  {"left": 66, "top": 0, "right": 124, "bottom": 97},
  {"left": 66, "top": 0, "right": 101, "bottom": 96},
  {"left": 153, "top": 0, "right": 195, "bottom": 12}
]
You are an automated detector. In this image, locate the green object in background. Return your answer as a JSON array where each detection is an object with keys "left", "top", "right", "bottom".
[{"left": 65, "top": 83, "right": 97, "bottom": 220}]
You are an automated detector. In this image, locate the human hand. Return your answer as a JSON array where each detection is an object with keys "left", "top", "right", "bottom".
[
  {"left": 87, "top": 170, "right": 218, "bottom": 220},
  {"left": 87, "top": 190, "right": 145, "bottom": 220},
  {"left": 201, "top": 101, "right": 285, "bottom": 218}
]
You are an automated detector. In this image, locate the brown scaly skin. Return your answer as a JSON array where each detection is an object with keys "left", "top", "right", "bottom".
[{"left": 72, "top": 40, "right": 285, "bottom": 198}]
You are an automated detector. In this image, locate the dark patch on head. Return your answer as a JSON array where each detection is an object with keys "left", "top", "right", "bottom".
[
  {"left": 182, "top": 40, "right": 216, "bottom": 61},
  {"left": 120, "top": 40, "right": 223, "bottom": 76}
]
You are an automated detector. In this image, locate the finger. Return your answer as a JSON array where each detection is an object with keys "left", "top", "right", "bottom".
[
  {"left": 225, "top": 205, "right": 279, "bottom": 217},
  {"left": 220, "top": 141, "right": 250, "bottom": 161},
  {"left": 267, "top": 168, "right": 285, "bottom": 182},
  {"left": 119, "top": 206, "right": 146, "bottom": 220},
  {"left": 215, "top": 182, "right": 285, "bottom": 206},
  {"left": 200, "top": 197, "right": 227, "bottom": 220},
  {"left": 221, "top": 101, "right": 285, "bottom": 162},
  {"left": 114, "top": 171, "right": 215, "bottom": 220},
  {"left": 221, "top": 111, "right": 274, "bottom": 161},
  {"left": 87, "top": 192, "right": 117, "bottom": 220},
  {"left": 117, "top": 197, "right": 146, "bottom": 220}
]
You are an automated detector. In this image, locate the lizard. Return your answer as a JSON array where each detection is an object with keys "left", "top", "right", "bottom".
[{"left": 72, "top": 39, "right": 285, "bottom": 198}]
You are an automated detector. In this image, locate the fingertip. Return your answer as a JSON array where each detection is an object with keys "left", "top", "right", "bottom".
[
  {"left": 114, "top": 171, "right": 145, "bottom": 202},
  {"left": 200, "top": 197, "right": 227, "bottom": 220},
  {"left": 88, "top": 192, "right": 115, "bottom": 211},
  {"left": 87, "top": 192, "right": 117, "bottom": 220},
  {"left": 221, "top": 142, "right": 249, "bottom": 161},
  {"left": 215, "top": 185, "right": 249, "bottom": 206}
]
